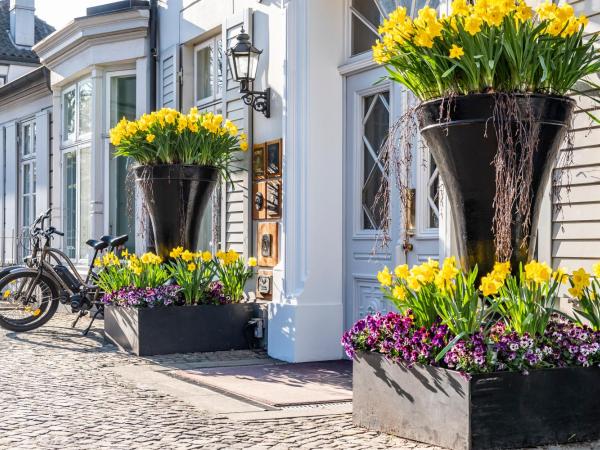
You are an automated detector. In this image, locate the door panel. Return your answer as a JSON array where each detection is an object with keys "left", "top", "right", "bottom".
[{"left": 344, "top": 70, "right": 439, "bottom": 329}]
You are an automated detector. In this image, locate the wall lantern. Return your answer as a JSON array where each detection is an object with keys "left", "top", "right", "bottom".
[{"left": 227, "top": 29, "right": 270, "bottom": 118}]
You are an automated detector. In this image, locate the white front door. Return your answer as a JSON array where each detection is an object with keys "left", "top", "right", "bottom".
[{"left": 344, "top": 68, "right": 440, "bottom": 329}]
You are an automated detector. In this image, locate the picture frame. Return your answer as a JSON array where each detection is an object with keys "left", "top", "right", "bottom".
[
  {"left": 252, "top": 143, "right": 266, "bottom": 180},
  {"left": 265, "top": 139, "right": 282, "bottom": 177}
]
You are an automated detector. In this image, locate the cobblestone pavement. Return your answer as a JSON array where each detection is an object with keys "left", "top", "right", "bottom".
[{"left": 1, "top": 312, "right": 599, "bottom": 450}]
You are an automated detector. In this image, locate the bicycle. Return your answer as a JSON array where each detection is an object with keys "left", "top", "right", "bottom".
[{"left": 0, "top": 209, "right": 128, "bottom": 334}]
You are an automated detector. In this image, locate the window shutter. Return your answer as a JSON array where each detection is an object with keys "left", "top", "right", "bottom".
[
  {"left": 4, "top": 124, "right": 17, "bottom": 263},
  {"left": 35, "top": 111, "right": 50, "bottom": 216},
  {"left": 160, "top": 45, "right": 180, "bottom": 109},
  {"left": 220, "top": 9, "right": 252, "bottom": 256}
]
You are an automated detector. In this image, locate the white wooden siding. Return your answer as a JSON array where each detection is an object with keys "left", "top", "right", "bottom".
[
  {"left": 551, "top": 0, "right": 600, "bottom": 272},
  {"left": 220, "top": 9, "right": 252, "bottom": 256}
]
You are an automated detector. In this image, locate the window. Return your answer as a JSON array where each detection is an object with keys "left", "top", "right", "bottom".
[
  {"left": 19, "top": 119, "right": 36, "bottom": 257},
  {"left": 349, "top": 0, "right": 442, "bottom": 57},
  {"left": 108, "top": 73, "right": 137, "bottom": 253},
  {"left": 195, "top": 35, "right": 223, "bottom": 106},
  {"left": 361, "top": 91, "right": 390, "bottom": 230},
  {"left": 63, "top": 147, "right": 91, "bottom": 260},
  {"left": 61, "top": 77, "right": 93, "bottom": 260},
  {"left": 62, "top": 78, "right": 92, "bottom": 143}
]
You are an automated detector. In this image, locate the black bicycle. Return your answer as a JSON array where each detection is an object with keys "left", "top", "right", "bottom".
[{"left": 0, "top": 209, "right": 127, "bottom": 334}]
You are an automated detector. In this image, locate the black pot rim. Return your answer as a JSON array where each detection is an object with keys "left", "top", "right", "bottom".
[
  {"left": 133, "top": 163, "right": 220, "bottom": 170},
  {"left": 417, "top": 92, "right": 576, "bottom": 109},
  {"left": 133, "top": 164, "right": 220, "bottom": 182}
]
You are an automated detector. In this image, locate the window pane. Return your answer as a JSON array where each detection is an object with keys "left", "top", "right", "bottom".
[
  {"left": 23, "top": 196, "right": 30, "bottom": 232},
  {"left": 23, "top": 124, "right": 31, "bottom": 156},
  {"left": 196, "top": 45, "right": 214, "bottom": 101},
  {"left": 78, "top": 79, "right": 92, "bottom": 137},
  {"left": 64, "top": 152, "right": 77, "bottom": 259},
  {"left": 351, "top": 0, "right": 381, "bottom": 55},
  {"left": 216, "top": 38, "right": 223, "bottom": 98},
  {"left": 362, "top": 92, "right": 389, "bottom": 230},
  {"left": 110, "top": 76, "right": 136, "bottom": 127},
  {"left": 63, "top": 89, "right": 76, "bottom": 142},
  {"left": 79, "top": 147, "right": 91, "bottom": 258},
  {"left": 23, "top": 164, "right": 30, "bottom": 195}
]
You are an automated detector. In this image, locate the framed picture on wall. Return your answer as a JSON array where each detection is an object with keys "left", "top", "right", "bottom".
[
  {"left": 266, "top": 139, "right": 282, "bottom": 177},
  {"left": 253, "top": 144, "right": 266, "bottom": 180}
]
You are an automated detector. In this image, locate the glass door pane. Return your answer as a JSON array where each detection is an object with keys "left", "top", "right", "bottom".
[
  {"left": 64, "top": 152, "right": 77, "bottom": 259},
  {"left": 110, "top": 75, "right": 137, "bottom": 252},
  {"left": 79, "top": 147, "right": 91, "bottom": 259}
]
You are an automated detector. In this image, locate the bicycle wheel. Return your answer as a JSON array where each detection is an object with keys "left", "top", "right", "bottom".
[{"left": 0, "top": 271, "right": 59, "bottom": 332}]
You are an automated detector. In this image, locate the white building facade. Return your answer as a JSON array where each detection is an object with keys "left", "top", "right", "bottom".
[{"left": 0, "top": 0, "right": 596, "bottom": 362}]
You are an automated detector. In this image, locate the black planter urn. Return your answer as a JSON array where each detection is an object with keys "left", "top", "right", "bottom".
[
  {"left": 134, "top": 165, "right": 218, "bottom": 259},
  {"left": 353, "top": 352, "right": 600, "bottom": 450},
  {"left": 417, "top": 94, "right": 574, "bottom": 275}
]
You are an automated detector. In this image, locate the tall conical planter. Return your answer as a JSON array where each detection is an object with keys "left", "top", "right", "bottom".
[
  {"left": 134, "top": 165, "right": 218, "bottom": 259},
  {"left": 417, "top": 94, "right": 574, "bottom": 276}
]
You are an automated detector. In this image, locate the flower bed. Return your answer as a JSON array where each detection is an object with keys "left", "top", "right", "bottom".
[
  {"left": 98, "top": 248, "right": 260, "bottom": 355},
  {"left": 345, "top": 258, "right": 600, "bottom": 449}
]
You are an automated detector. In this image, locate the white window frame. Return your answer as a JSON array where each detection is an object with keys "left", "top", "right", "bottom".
[
  {"left": 194, "top": 34, "right": 223, "bottom": 107},
  {"left": 19, "top": 118, "right": 37, "bottom": 258},
  {"left": 61, "top": 145, "right": 90, "bottom": 262},
  {"left": 61, "top": 77, "right": 92, "bottom": 145},
  {"left": 104, "top": 69, "right": 137, "bottom": 242}
]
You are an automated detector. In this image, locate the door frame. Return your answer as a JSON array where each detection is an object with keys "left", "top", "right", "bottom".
[{"left": 104, "top": 69, "right": 136, "bottom": 241}]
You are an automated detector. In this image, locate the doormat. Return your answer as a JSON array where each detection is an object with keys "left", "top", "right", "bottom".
[{"left": 168, "top": 360, "right": 352, "bottom": 407}]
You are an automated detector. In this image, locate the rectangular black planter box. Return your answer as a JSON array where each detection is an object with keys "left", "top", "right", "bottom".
[
  {"left": 353, "top": 351, "right": 600, "bottom": 450},
  {"left": 104, "top": 303, "right": 257, "bottom": 356}
]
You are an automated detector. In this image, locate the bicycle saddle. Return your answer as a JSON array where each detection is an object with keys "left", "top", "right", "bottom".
[
  {"left": 100, "top": 234, "right": 128, "bottom": 248},
  {"left": 86, "top": 239, "right": 109, "bottom": 251}
]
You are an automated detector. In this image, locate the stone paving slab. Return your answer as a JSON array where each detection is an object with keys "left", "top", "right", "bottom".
[{"left": 1, "top": 311, "right": 600, "bottom": 449}]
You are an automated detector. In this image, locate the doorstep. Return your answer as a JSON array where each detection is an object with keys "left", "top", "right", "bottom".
[{"left": 106, "top": 352, "right": 352, "bottom": 421}]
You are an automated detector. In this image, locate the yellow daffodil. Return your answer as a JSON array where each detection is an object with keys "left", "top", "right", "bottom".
[
  {"left": 572, "top": 268, "right": 591, "bottom": 289},
  {"left": 146, "top": 134, "right": 156, "bottom": 143},
  {"left": 480, "top": 276, "right": 502, "bottom": 297},
  {"left": 377, "top": 266, "right": 393, "bottom": 287},
  {"left": 392, "top": 285, "right": 407, "bottom": 301},
  {"left": 187, "top": 262, "right": 197, "bottom": 272},
  {"left": 464, "top": 14, "right": 483, "bottom": 35},
  {"left": 248, "top": 257, "right": 258, "bottom": 267},
  {"left": 394, "top": 264, "right": 410, "bottom": 279},
  {"left": 181, "top": 250, "right": 194, "bottom": 262},
  {"left": 449, "top": 44, "right": 465, "bottom": 59},
  {"left": 202, "top": 251, "right": 212, "bottom": 262},
  {"left": 3, "top": 290, "right": 10, "bottom": 299},
  {"left": 170, "top": 247, "right": 184, "bottom": 259}
]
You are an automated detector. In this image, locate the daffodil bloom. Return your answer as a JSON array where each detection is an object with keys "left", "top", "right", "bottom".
[
  {"left": 449, "top": 44, "right": 465, "bottom": 59},
  {"left": 202, "top": 251, "right": 212, "bottom": 262},
  {"left": 572, "top": 268, "right": 591, "bottom": 289},
  {"left": 3, "top": 290, "right": 10, "bottom": 299},
  {"left": 187, "top": 262, "right": 197, "bottom": 272},
  {"left": 170, "top": 247, "right": 183, "bottom": 259},
  {"left": 480, "top": 276, "right": 502, "bottom": 297},
  {"left": 394, "top": 264, "right": 409, "bottom": 279},
  {"left": 248, "top": 257, "right": 258, "bottom": 267},
  {"left": 377, "top": 266, "right": 393, "bottom": 287}
]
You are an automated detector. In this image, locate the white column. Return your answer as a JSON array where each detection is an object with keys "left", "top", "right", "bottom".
[
  {"left": 268, "top": 0, "right": 345, "bottom": 363},
  {"left": 90, "top": 68, "right": 105, "bottom": 249}
]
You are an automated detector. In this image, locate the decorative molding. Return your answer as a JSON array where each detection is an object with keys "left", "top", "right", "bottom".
[
  {"left": 280, "top": 0, "right": 309, "bottom": 299},
  {"left": 33, "top": 9, "right": 149, "bottom": 70}
]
